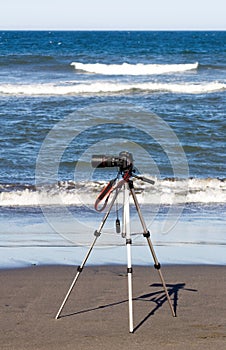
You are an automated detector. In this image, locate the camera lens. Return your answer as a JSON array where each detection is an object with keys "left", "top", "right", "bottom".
[
  {"left": 91, "top": 152, "right": 133, "bottom": 170},
  {"left": 91, "top": 155, "right": 117, "bottom": 168}
]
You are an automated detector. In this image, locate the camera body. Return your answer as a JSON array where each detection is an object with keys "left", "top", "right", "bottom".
[{"left": 91, "top": 151, "right": 134, "bottom": 172}]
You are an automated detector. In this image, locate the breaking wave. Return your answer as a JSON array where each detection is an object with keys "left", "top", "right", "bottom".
[
  {"left": 0, "top": 81, "right": 225, "bottom": 96},
  {"left": 1, "top": 177, "right": 226, "bottom": 207},
  {"left": 70, "top": 62, "right": 199, "bottom": 75}
]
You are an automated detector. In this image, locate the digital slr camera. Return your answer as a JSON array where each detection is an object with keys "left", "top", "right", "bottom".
[{"left": 91, "top": 151, "right": 133, "bottom": 172}]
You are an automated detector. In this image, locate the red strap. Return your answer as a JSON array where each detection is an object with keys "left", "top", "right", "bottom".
[
  {"left": 94, "top": 173, "right": 131, "bottom": 212},
  {"left": 94, "top": 179, "right": 116, "bottom": 212}
]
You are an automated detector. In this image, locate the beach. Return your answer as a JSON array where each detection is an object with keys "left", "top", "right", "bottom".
[{"left": 1, "top": 264, "right": 226, "bottom": 349}]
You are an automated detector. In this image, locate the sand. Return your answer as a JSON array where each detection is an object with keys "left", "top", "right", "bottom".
[{"left": 0, "top": 264, "right": 226, "bottom": 349}]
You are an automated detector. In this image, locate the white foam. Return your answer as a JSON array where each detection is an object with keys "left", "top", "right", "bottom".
[
  {"left": 0, "top": 81, "right": 225, "bottom": 96},
  {"left": 1, "top": 178, "right": 226, "bottom": 207},
  {"left": 70, "top": 61, "right": 199, "bottom": 75}
]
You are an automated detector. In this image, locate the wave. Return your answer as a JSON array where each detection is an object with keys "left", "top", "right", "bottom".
[
  {"left": 1, "top": 178, "right": 226, "bottom": 206},
  {"left": 0, "top": 54, "right": 55, "bottom": 65},
  {"left": 199, "top": 63, "right": 226, "bottom": 71},
  {"left": 70, "top": 61, "right": 199, "bottom": 75},
  {"left": 0, "top": 81, "right": 225, "bottom": 96}
]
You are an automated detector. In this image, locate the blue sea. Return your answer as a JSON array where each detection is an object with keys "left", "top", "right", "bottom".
[{"left": 0, "top": 31, "right": 226, "bottom": 268}]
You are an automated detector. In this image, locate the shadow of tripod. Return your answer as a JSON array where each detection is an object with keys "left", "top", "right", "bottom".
[
  {"left": 58, "top": 281, "right": 197, "bottom": 334},
  {"left": 133, "top": 282, "right": 197, "bottom": 332}
]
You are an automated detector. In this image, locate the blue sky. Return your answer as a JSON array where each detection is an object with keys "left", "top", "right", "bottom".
[{"left": 0, "top": 0, "right": 226, "bottom": 30}]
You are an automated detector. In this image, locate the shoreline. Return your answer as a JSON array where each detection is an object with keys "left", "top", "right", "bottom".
[
  {"left": 0, "top": 261, "right": 226, "bottom": 270},
  {"left": 1, "top": 264, "right": 226, "bottom": 349},
  {"left": 1, "top": 243, "right": 225, "bottom": 269}
]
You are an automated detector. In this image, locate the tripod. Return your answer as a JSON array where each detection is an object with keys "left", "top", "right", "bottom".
[{"left": 55, "top": 170, "right": 176, "bottom": 333}]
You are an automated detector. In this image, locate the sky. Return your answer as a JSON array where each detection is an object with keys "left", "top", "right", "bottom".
[{"left": 0, "top": 0, "right": 226, "bottom": 30}]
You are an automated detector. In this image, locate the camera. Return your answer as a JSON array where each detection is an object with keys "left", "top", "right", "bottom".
[{"left": 91, "top": 151, "right": 134, "bottom": 172}]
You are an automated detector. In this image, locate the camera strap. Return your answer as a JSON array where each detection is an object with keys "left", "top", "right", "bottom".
[
  {"left": 94, "top": 178, "right": 117, "bottom": 212},
  {"left": 94, "top": 170, "right": 132, "bottom": 212},
  {"left": 94, "top": 177, "right": 127, "bottom": 212}
]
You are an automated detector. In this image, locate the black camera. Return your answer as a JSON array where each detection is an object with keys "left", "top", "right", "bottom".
[{"left": 91, "top": 151, "right": 134, "bottom": 172}]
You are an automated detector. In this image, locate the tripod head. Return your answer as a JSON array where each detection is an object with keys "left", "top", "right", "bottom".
[{"left": 92, "top": 151, "right": 155, "bottom": 212}]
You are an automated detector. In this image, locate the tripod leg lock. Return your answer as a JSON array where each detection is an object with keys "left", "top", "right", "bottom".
[
  {"left": 94, "top": 230, "right": 101, "bottom": 237},
  {"left": 126, "top": 238, "right": 132, "bottom": 245},
  {"left": 77, "top": 265, "right": 83, "bottom": 272},
  {"left": 127, "top": 267, "right": 133, "bottom": 273},
  {"left": 154, "top": 263, "right": 161, "bottom": 270},
  {"left": 143, "top": 231, "right": 150, "bottom": 238}
]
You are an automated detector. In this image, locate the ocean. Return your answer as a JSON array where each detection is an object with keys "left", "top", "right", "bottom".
[{"left": 0, "top": 31, "right": 226, "bottom": 268}]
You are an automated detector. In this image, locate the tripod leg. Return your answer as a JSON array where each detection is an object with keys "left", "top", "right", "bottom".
[
  {"left": 143, "top": 234, "right": 175, "bottom": 317},
  {"left": 55, "top": 236, "right": 98, "bottom": 319},
  {"left": 129, "top": 183, "right": 176, "bottom": 317},
  {"left": 55, "top": 190, "right": 118, "bottom": 319},
  {"left": 126, "top": 239, "right": 133, "bottom": 333},
  {"left": 123, "top": 183, "right": 134, "bottom": 333}
]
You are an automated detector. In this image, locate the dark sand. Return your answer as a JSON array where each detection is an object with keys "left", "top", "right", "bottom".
[{"left": 0, "top": 265, "right": 226, "bottom": 349}]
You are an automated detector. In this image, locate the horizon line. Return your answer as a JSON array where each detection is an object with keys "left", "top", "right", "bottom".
[{"left": 0, "top": 27, "right": 226, "bottom": 31}]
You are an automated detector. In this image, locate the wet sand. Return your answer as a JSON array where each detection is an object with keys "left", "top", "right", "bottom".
[{"left": 0, "top": 265, "right": 226, "bottom": 349}]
